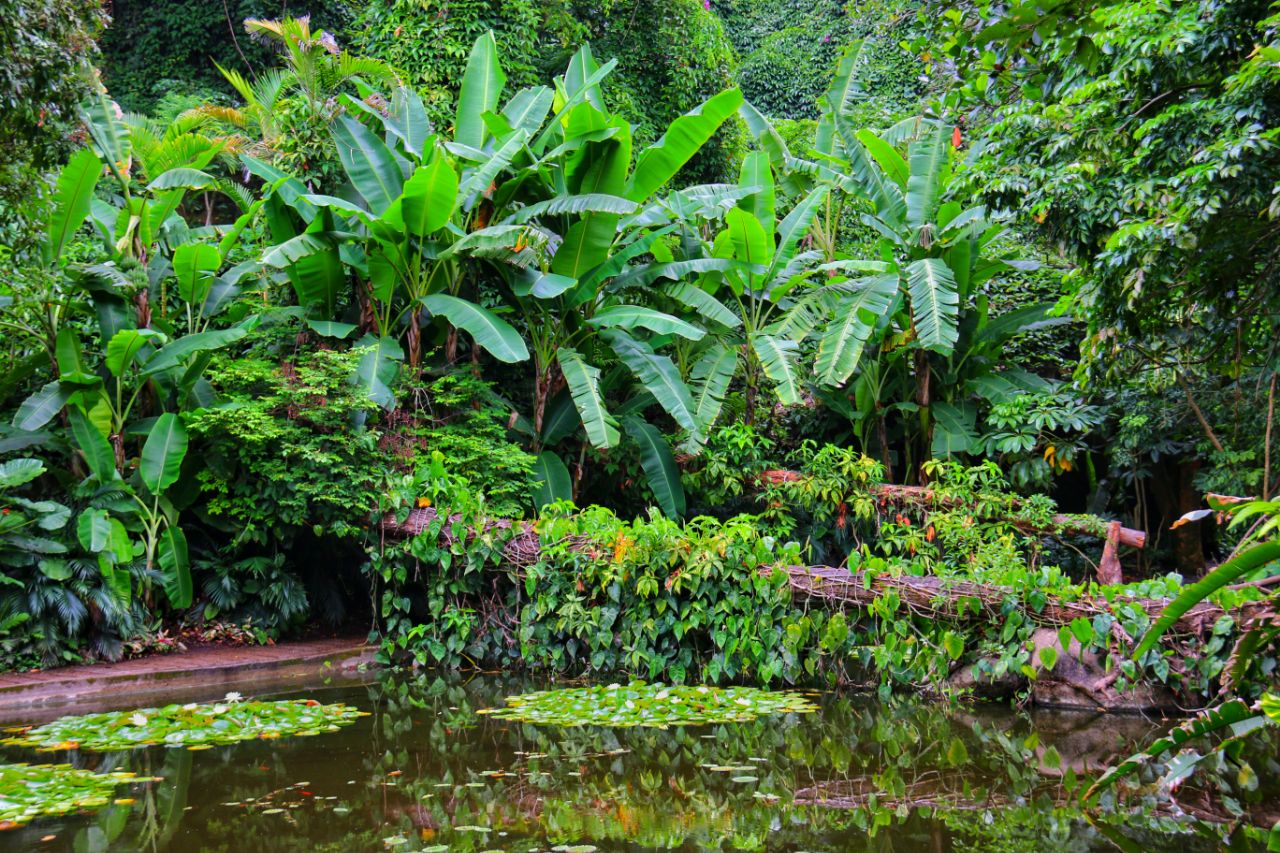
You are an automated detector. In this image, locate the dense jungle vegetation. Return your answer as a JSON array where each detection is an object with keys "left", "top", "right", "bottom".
[{"left": 2, "top": 0, "right": 1280, "bottom": 828}]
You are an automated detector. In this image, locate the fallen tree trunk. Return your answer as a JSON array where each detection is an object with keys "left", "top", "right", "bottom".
[
  {"left": 759, "top": 472, "right": 1146, "bottom": 549},
  {"left": 379, "top": 508, "right": 1262, "bottom": 640},
  {"left": 762, "top": 564, "right": 1243, "bottom": 636}
]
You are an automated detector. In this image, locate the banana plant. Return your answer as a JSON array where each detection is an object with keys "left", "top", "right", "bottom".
[
  {"left": 623, "top": 149, "right": 884, "bottom": 434},
  {"left": 264, "top": 33, "right": 744, "bottom": 517},
  {"left": 744, "top": 70, "right": 1063, "bottom": 478}
]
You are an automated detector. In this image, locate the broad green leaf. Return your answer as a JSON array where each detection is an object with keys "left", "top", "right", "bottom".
[
  {"left": 814, "top": 273, "right": 898, "bottom": 386},
  {"left": 557, "top": 347, "right": 619, "bottom": 449},
  {"left": 0, "top": 458, "right": 44, "bottom": 489},
  {"left": 627, "top": 88, "right": 744, "bottom": 202},
  {"left": 737, "top": 100, "right": 791, "bottom": 169},
  {"left": 752, "top": 333, "right": 802, "bottom": 405},
  {"left": 305, "top": 319, "right": 358, "bottom": 339},
  {"left": 737, "top": 151, "right": 775, "bottom": 237},
  {"left": 456, "top": 32, "right": 506, "bottom": 149},
  {"left": 1134, "top": 541, "right": 1280, "bottom": 660},
  {"left": 532, "top": 451, "right": 573, "bottom": 511},
  {"left": 509, "top": 193, "right": 637, "bottom": 224},
  {"left": 68, "top": 409, "right": 118, "bottom": 482},
  {"left": 47, "top": 148, "right": 101, "bottom": 264},
  {"left": 540, "top": 390, "right": 581, "bottom": 445},
  {"left": 665, "top": 283, "right": 742, "bottom": 328},
  {"left": 613, "top": 258, "right": 752, "bottom": 291},
  {"left": 142, "top": 322, "right": 252, "bottom": 376},
  {"left": 856, "top": 129, "right": 908, "bottom": 189},
  {"left": 587, "top": 306, "right": 705, "bottom": 341},
  {"left": 765, "top": 187, "right": 827, "bottom": 283},
  {"left": 105, "top": 328, "right": 163, "bottom": 376},
  {"left": 974, "top": 303, "right": 1070, "bottom": 346},
  {"left": 388, "top": 86, "right": 433, "bottom": 156},
  {"left": 551, "top": 130, "right": 631, "bottom": 282},
  {"left": 502, "top": 85, "right": 555, "bottom": 136},
  {"left": 605, "top": 331, "right": 698, "bottom": 433},
  {"left": 77, "top": 508, "right": 113, "bottom": 553},
  {"left": 147, "top": 168, "right": 218, "bottom": 192},
  {"left": 906, "top": 258, "right": 959, "bottom": 353},
  {"left": 624, "top": 417, "right": 686, "bottom": 519},
  {"left": 725, "top": 207, "right": 772, "bottom": 275},
  {"left": 261, "top": 232, "right": 338, "bottom": 268},
  {"left": 931, "top": 401, "right": 979, "bottom": 456},
  {"left": 420, "top": 294, "right": 528, "bottom": 363},
  {"left": 401, "top": 158, "right": 458, "bottom": 237},
  {"left": 12, "top": 382, "right": 73, "bottom": 431},
  {"left": 824, "top": 40, "right": 870, "bottom": 120},
  {"left": 173, "top": 243, "right": 221, "bottom": 304},
  {"left": 457, "top": 128, "right": 531, "bottom": 207},
  {"left": 332, "top": 115, "right": 404, "bottom": 215},
  {"left": 563, "top": 43, "right": 606, "bottom": 110},
  {"left": 512, "top": 269, "right": 577, "bottom": 299},
  {"left": 159, "top": 524, "right": 192, "bottom": 609},
  {"left": 351, "top": 334, "right": 403, "bottom": 410},
  {"left": 140, "top": 413, "right": 188, "bottom": 495},
  {"left": 906, "top": 124, "right": 951, "bottom": 229},
  {"left": 689, "top": 343, "right": 738, "bottom": 436}
]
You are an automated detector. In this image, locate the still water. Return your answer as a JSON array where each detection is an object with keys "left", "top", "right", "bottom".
[{"left": 0, "top": 672, "right": 1264, "bottom": 851}]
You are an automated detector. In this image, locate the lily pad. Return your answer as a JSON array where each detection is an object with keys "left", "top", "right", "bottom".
[
  {"left": 0, "top": 762, "right": 145, "bottom": 827},
  {"left": 3, "top": 697, "right": 366, "bottom": 752},
  {"left": 478, "top": 682, "right": 818, "bottom": 728}
]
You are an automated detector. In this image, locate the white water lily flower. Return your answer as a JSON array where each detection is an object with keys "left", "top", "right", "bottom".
[
  {"left": 182, "top": 703, "right": 197, "bottom": 711},
  {"left": 212, "top": 705, "right": 228, "bottom": 715},
  {"left": 224, "top": 692, "right": 243, "bottom": 702},
  {"left": 129, "top": 713, "right": 147, "bottom": 727}
]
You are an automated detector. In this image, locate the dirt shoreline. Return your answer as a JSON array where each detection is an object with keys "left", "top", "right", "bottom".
[{"left": 0, "top": 637, "right": 376, "bottom": 722}]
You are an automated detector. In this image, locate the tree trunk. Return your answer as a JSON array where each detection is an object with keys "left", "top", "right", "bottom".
[
  {"left": 533, "top": 362, "right": 551, "bottom": 443},
  {"left": 407, "top": 311, "right": 422, "bottom": 368},
  {"left": 445, "top": 328, "right": 459, "bottom": 365},
  {"left": 875, "top": 406, "right": 894, "bottom": 482},
  {"left": 914, "top": 349, "right": 932, "bottom": 484}
]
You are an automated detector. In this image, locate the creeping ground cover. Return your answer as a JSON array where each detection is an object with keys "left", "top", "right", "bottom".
[
  {"left": 0, "top": 762, "right": 150, "bottom": 828},
  {"left": 4, "top": 696, "right": 367, "bottom": 752},
  {"left": 477, "top": 682, "right": 819, "bottom": 728}
]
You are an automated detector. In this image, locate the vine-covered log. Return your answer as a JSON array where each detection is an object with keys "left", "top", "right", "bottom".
[
  {"left": 759, "top": 471, "right": 1146, "bottom": 549},
  {"left": 763, "top": 564, "right": 1237, "bottom": 635},
  {"left": 378, "top": 508, "right": 1271, "bottom": 641}
]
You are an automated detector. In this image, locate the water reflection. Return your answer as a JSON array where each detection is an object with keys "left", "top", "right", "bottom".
[{"left": 0, "top": 673, "right": 1266, "bottom": 851}]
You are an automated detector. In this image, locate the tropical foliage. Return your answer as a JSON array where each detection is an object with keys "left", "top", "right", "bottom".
[{"left": 0, "top": 0, "right": 1279, "bottom": 833}]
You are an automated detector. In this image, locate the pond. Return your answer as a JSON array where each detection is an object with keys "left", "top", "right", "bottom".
[{"left": 0, "top": 672, "right": 1265, "bottom": 851}]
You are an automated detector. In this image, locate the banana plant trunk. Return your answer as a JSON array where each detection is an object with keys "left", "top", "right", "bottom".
[
  {"left": 407, "top": 312, "right": 423, "bottom": 367},
  {"left": 533, "top": 361, "right": 552, "bottom": 444},
  {"left": 445, "top": 327, "right": 459, "bottom": 364},
  {"left": 914, "top": 349, "right": 932, "bottom": 485}
]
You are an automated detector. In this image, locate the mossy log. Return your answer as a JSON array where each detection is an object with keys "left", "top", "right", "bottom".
[
  {"left": 762, "top": 564, "right": 1243, "bottom": 636},
  {"left": 379, "top": 508, "right": 1265, "bottom": 642},
  {"left": 758, "top": 471, "right": 1147, "bottom": 549}
]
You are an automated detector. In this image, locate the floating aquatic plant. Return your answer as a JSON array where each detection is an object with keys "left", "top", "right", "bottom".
[
  {"left": 3, "top": 695, "right": 367, "bottom": 752},
  {"left": 0, "top": 763, "right": 148, "bottom": 828},
  {"left": 477, "top": 682, "right": 818, "bottom": 728}
]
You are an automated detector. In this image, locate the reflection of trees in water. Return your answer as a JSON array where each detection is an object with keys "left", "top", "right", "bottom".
[{"left": 3, "top": 674, "right": 1265, "bottom": 851}]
